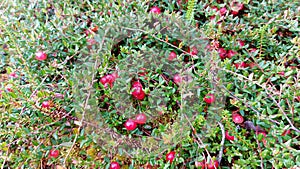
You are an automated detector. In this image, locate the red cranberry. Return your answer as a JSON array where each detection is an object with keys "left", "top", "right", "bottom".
[
  {"left": 249, "top": 48, "right": 257, "bottom": 53},
  {"left": 173, "top": 74, "right": 182, "bottom": 85},
  {"left": 35, "top": 51, "right": 47, "bottom": 61},
  {"left": 211, "top": 6, "right": 219, "bottom": 12},
  {"left": 132, "top": 86, "right": 145, "bottom": 100},
  {"left": 189, "top": 46, "right": 198, "bottom": 56},
  {"left": 49, "top": 149, "right": 59, "bottom": 158},
  {"left": 124, "top": 119, "right": 137, "bottom": 131},
  {"left": 234, "top": 62, "right": 248, "bottom": 69},
  {"left": 218, "top": 48, "right": 227, "bottom": 59},
  {"left": 195, "top": 160, "right": 206, "bottom": 169},
  {"left": 281, "top": 129, "right": 291, "bottom": 136},
  {"left": 166, "top": 151, "right": 176, "bottom": 163},
  {"left": 256, "top": 131, "right": 267, "bottom": 145},
  {"left": 207, "top": 160, "right": 219, "bottom": 169},
  {"left": 227, "top": 50, "right": 237, "bottom": 58},
  {"left": 225, "top": 131, "right": 235, "bottom": 141},
  {"left": 230, "top": 1, "right": 244, "bottom": 15},
  {"left": 9, "top": 72, "right": 18, "bottom": 78},
  {"left": 150, "top": 6, "right": 161, "bottom": 14},
  {"left": 134, "top": 113, "right": 147, "bottom": 124},
  {"left": 100, "top": 75, "right": 109, "bottom": 88},
  {"left": 219, "top": 7, "right": 227, "bottom": 16},
  {"left": 168, "top": 51, "right": 177, "bottom": 61},
  {"left": 110, "top": 162, "right": 120, "bottom": 169},
  {"left": 42, "top": 101, "right": 51, "bottom": 109},
  {"left": 278, "top": 71, "right": 285, "bottom": 76},
  {"left": 238, "top": 40, "right": 245, "bottom": 48},
  {"left": 232, "top": 112, "right": 244, "bottom": 124},
  {"left": 204, "top": 94, "right": 215, "bottom": 104}
]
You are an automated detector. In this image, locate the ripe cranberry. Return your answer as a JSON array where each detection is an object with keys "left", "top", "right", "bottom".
[
  {"left": 124, "top": 119, "right": 137, "bottom": 131},
  {"left": 35, "top": 51, "right": 47, "bottom": 61},
  {"left": 9, "top": 72, "right": 18, "bottom": 78},
  {"left": 225, "top": 131, "right": 235, "bottom": 141},
  {"left": 42, "top": 101, "right": 51, "bottom": 109},
  {"left": 281, "top": 129, "right": 291, "bottom": 136},
  {"left": 227, "top": 50, "right": 237, "bottom": 58},
  {"left": 100, "top": 75, "right": 109, "bottom": 88},
  {"left": 195, "top": 160, "right": 206, "bottom": 169},
  {"left": 168, "top": 51, "right": 177, "bottom": 61},
  {"left": 173, "top": 74, "right": 182, "bottom": 85},
  {"left": 138, "top": 68, "right": 147, "bottom": 77},
  {"left": 230, "top": 1, "right": 244, "bottom": 15},
  {"left": 100, "top": 74, "right": 116, "bottom": 88},
  {"left": 211, "top": 6, "right": 219, "bottom": 12},
  {"left": 204, "top": 94, "right": 215, "bottom": 104},
  {"left": 150, "top": 6, "right": 161, "bottom": 14},
  {"left": 49, "top": 149, "right": 59, "bottom": 158},
  {"left": 238, "top": 40, "right": 245, "bottom": 48},
  {"left": 278, "top": 71, "right": 285, "bottom": 76},
  {"left": 132, "top": 86, "right": 145, "bottom": 100},
  {"left": 166, "top": 151, "right": 176, "bottom": 163},
  {"left": 91, "top": 26, "right": 98, "bottom": 32},
  {"left": 189, "top": 46, "right": 198, "bottom": 56},
  {"left": 256, "top": 131, "right": 267, "bottom": 145},
  {"left": 234, "top": 62, "right": 248, "bottom": 69},
  {"left": 207, "top": 160, "right": 219, "bottom": 169},
  {"left": 134, "top": 113, "right": 147, "bottom": 124},
  {"left": 218, "top": 48, "right": 227, "bottom": 59},
  {"left": 249, "top": 48, "right": 257, "bottom": 53},
  {"left": 219, "top": 7, "right": 227, "bottom": 16},
  {"left": 232, "top": 112, "right": 244, "bottom": 124},
  {"left": 6, "top": 87, "right": 13, "bottom": 92},
  {"left": 110, "top": 162, "right": 120, "bottom": 169}
]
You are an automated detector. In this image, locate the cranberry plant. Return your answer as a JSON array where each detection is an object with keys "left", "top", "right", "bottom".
[{"left": 0, "top": 0, "right": 299, "bottom": 169}]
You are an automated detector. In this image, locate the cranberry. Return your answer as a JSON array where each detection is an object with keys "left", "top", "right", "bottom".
[
  {"left": 100, "top": 75, "right": 109, "bottom": 88},
  {"left": 281, "top": 129, "right": 291, "bottom": 136},
  {"left": 132, "top": 86, "right": 145, "bottom": 100},
  {"left": 218, "top": 48, "right": 227, "bottom": 59},
  {"left": 35, "top": 51, "right": 47, "bottom": 61},
  {"left": 211, "top": 6, "right": 219, "bottom": 12},
  {"left": 238, "top": 40, "right": 245, "bottom": 48},
  {"left": 9, "top": 72, "right": 18, "bottom": 78},
  {"left": 49, "top": 149, "right": 59, "bottom": 158},
  {"left": 189, "top": 46, "right": 198, "bottom": 56},
  {"left": 219, "top": 7, "right": 227, "bottom": 16},
  {"left": 91, "top": 26, "right": 98, "bottom": 32},
  {"left": 227, "top": 50, "right": 237, "bottom": 58},
  {"left": 230, "top": 1, "right": 244, "bottom": 15},
  {"left": 204, "top": 94, "right": 215, "bottom": 104},
  {"left": 232, "top": 112, "right": 244, "bottom": 124},
  {"left": 234, "top": 62, "right": 248, "bottom": 69},
  {"left": 173, "top": 74, "right": 182, "bottom": 85},
  {"left": 110, "top": 162, "right": 120, "bottom": 169},
  {"left": 124, "top": 119, "right": 137, "bottom": 131},
  {"left": 195, "top": 160, "right": 206, "bottom": 169},
  {"left": 249, "top": 48, "right": 257, "bottom": 53},
  {"left": 168, "top": 51, "right": 177, "bottom": 61},
  {"left": 42, "top": 101, "right": 51, "bottom": 109},
  {"left": 278, "top": 71, "right": 285, "bottom": 76},
  {"left": 225, "top": 131, "right": 235, "bottom": 141},
  {"left": 134, "top": 113, "right": 147, "bottom": 124},
  {"left": 256, "top": 131, "right": 267, "bottom": 145},
  {"left": 150, "top": 6, "right": 161, "bottom": 14},
  {"left": 207, "top": 160, "right": 219, "bottom": 169},
  {"left": 166, "top": 151, "right": 176, "bottom": 163}
]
